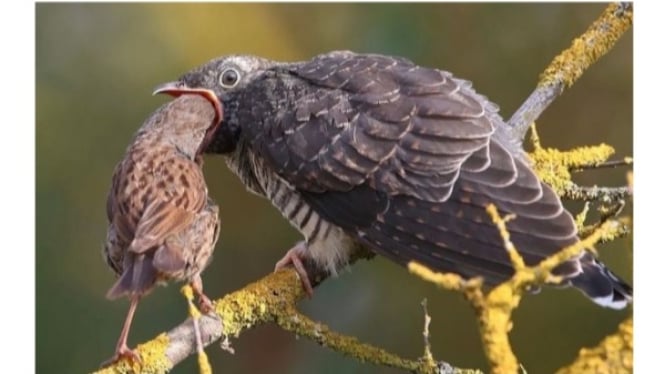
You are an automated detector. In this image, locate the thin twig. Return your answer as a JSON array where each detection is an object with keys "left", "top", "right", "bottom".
[
  {"left": 421, "top": 299, "right": 435, "bottom": 366},
  {"left": 562, "top": 185, "right": 631, "bottom": 203},
  {"left": 570, "top": 157, "right": 633, "bottom": 172},
  {"left": 274, "top": 305, "right": 469, "bottom": 374}
]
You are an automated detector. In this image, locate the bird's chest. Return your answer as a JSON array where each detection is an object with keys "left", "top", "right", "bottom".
[
  {"left": 226, "top": 147, "right": 333, "bottom": 238},
  {"left": 225, "top": 148, "right": 326, "bottom": 240},
  {"left": 224, "top": 144, "right": 356, "bottom": 273}
]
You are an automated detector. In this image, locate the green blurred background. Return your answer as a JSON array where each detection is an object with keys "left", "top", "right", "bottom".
[{"left": 36, "top": 3, "right": 632, "bottom": 373}]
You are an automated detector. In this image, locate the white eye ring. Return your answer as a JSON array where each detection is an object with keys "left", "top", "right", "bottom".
[{"left": 219, "top": 68, "right": 240, "bottom": 88}]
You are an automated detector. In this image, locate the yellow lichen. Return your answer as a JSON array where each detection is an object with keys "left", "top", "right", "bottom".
[
  {"left": 539, "top": 3, "right": 632, "bottom": 88},
  {"left": 409, "top": 203, "right": 624, "bottom": 374},
  {"left": 527, "top": 123, "right": 617, "bottom": 196},
  {"left": 180, "top": 285, "right": 212, "bottom": 374},
  {"left": 197, "top": 353, "right": 212, "bottom": 374},
  {"left": 556, "top": 318, "right": 632, "bottom": 374},
  {"left": 134, "top": 335, "right": 172, "bottom": 374},
  {"left": 528, "top": 141, "right": 615, "bottom": 195},
  {"left": 487, "top": 207, "right": 523, "bottom": 271},
  {"left": 529, "top": 123, "right": 542, "bottom": 150},
  {"left": 575, "top": 203, "right": 590, "bottom": 231},
  {"left": 95, "top": 333, "right": 172, "bottom": 374},
  {"left": 409, "top": 262, "right": 468, "bottom": 291},
  {"left": 213, "top": 269, "right": 302, "bottom": 338},
  {"left": 590, "top": 217, "right": 631, "bottom": 244},
  {"left": 181, "top": 285, "right": 202, "bottom": 319}
]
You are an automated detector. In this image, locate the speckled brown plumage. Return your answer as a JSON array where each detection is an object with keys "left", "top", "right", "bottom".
[{"left": 103, "top": 93, "right": 222, "bottom": 365}]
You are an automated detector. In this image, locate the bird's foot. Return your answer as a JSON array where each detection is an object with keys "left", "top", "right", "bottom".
[
  {"left": 101, "top": 295, "right": 141, "bottom": 368},
  {"left": 274, "top": 241, "right": 314, "bottom": 297},
  {"left": 101, "top": 344, "right": 141, "bottom": 367},
  {"left": 190, "top": 276, "right": 214, "bottom": 314},
  {"left": 197, "top": 294, "right": 214, "bottom": 314}
]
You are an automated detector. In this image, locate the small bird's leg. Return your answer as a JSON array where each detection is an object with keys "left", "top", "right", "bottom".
[
  {"left": 274, "top": 241, "right": 314, "bottom": 297},
  {"left": 191, "top": 275, "right": 214, "bottom": 314},
  {"left": 102, "top": 295, "right": 141, "bottom": 367}
]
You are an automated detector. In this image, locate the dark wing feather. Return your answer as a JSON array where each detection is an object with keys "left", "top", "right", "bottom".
[
  {"left": 244, "top": 51, "right": 495, "bottom": 203},
  {"left": 243, "top": 51, "right": 582, "bottom": 285},
  {"left": 300, "top": 154, "right": 581, "bottom": 287}
]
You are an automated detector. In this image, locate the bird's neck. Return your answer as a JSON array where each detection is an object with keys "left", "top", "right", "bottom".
[
  {"left": 130, "top": 130, "right": 201, "bottom": 161},
  {"left": 223, "top": 140, "right": 265, "bottom": 196}
]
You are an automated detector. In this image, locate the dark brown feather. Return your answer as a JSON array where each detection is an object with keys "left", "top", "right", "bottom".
[{"left": 246, "top": 53, "right": 497, "bottom": 204}]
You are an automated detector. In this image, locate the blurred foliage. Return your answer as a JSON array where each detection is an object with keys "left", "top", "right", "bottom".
[{"left": 36, "top": 3, "right": 632, "bottom": 374}]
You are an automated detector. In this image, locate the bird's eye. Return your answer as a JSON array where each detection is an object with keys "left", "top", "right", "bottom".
[{"left": 219, "top": 68, "right": 240, "bottom": 88}]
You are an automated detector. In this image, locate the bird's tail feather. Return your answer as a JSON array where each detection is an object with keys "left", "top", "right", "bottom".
[
  {"left": 570, "top": 253, "right": 632, "bottom": 310},
  {"left": 106, "top": 254, "right": 158, "bottom": 300}
]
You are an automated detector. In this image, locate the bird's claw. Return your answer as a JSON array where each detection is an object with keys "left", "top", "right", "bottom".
[
  {"left": 101, "top": 345, "right": 141, "bottom": 367},
  {"left": 274, "top": 241, "right": 314, "bottom": 297},
  {"left": 190, "top": 276, "right": 214, "bottom": 315},
  {"left": 198, "top": 294, "right": 214, "bottom": 314}
]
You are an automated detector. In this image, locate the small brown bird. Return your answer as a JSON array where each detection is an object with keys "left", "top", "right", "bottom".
[{"left": 103, "top": 91, "right": 223, "bottom": 364}]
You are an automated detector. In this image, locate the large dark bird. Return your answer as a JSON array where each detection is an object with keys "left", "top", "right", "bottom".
[{"left": 155, "top": 51, "right": 631, "bottom": 308}]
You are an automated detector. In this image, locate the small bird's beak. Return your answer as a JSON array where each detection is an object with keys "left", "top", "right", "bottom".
[{"left": 153, "top": 81, "right": 223, "bottom": 124}]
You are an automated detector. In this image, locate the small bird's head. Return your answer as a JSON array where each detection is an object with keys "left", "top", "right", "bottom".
[{"left": 154, "top": 55, "right": 277, "bottom": 153}]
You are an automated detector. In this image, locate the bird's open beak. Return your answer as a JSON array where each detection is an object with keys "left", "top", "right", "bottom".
[{"left": 153, "top": 81, "right": 223, "bottom": 124}]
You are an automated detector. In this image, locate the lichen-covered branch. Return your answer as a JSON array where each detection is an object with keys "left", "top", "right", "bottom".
[
  {"left": 94, "top": 251, "right": 479, "bottom": 374},
  {"left": 570, "top": 157, "right": 633, "bottom": 172},
  {"left": 527, "top": 123, "right": 632, "bottom": 209},
  {"left": 93, "top": 269, "right": 308, "bottom": 374},
  {"left": 508, "top": 2, "right": 633, "bottom": 141},
  {"left": 556, "top": 317, "right": 633, "bottom": 374},
  {"left": 273, "top": 304, "right": 479, "bottom": 374},
  {"left": 409, "top": 206, "right": 630, "bottom": 374}
]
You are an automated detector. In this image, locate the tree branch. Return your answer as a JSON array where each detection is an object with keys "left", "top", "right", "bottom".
[
  {"left": 409, "top": 206, "right": 630, "bottom": 374},
  {"left": 507, "top": 2, "right": 633, "bottom": 141},
  {"left": 570, "top": 157, "right": 633, "bottom": 172},
  {"left": 95, "top": 250, "right": 480, "bottom": 374},
  {"left": 555, "top": 317, "right": 632, "bottom": 374}
]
